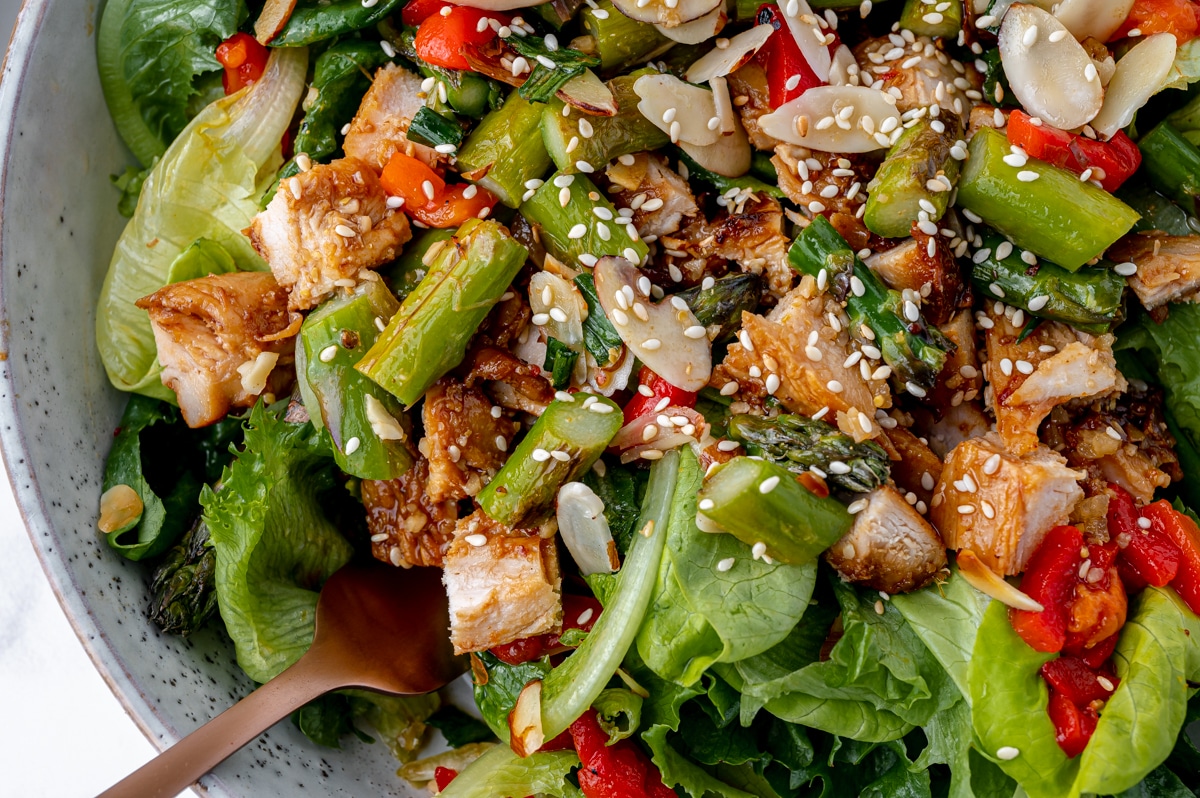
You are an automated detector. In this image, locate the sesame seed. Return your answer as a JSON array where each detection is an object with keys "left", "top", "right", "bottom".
[
  {"left": 1106, "top": 426, "right": 1122, "bottom": 441},
  {"left": 906, "top": 381, "right": 928, "bottom": 398},
  {"left": 716, "top": 557, "right": 735, "bottom": 572},
  {"left": 319, "top": 345, "right": 338, "bottom": 363},
  {"left": 684, "top": 325, "right": 707, "bottom": 339},
  {"left": 345, "top": 436, "right": 361, "bottom": 455},
  {"left": 1114, "top": 261, "right": 1138, "bottom": 277},
  {"left": 983, "top": 453, "right": 1001, "bottom": 475},
  {"left": 642, "top": 338, "right": 662, "bottom": 351},
  {"left": 532, "top": 448, "right": 551, "bottom": 462},
  {"left": 699, "top": 498, "right": 715, "bottom": 511},
  {"left": 464, "top": 533, "right": 488, "bottom": 547},
  {"left": 765, "top": 374, "right": 781, "bottom": 394},
  {"left": 1027, "top": 295, "right": 1049, "bottom": 312},
  {"left": 334, "top": 223, "right": 356, "bottom": 238},
  {"left": 1138, "top": 517, "right": 1152, "bottom": 530},
  {"left": 827, "top": 379, "right": 844, "bottom": 394},
  {"left": 567, "top": 223, "right": 587, "bottom": 239},
  {"left": 847, "top": 498, "right": 870, "bottom": 514},
  {"left": 850, "top": 276, "right": 866, "bottom": 297},
  {"left": 589, "top": 402, "right": 615, "bottom": 414},
  {"left": 1016, "top": 359, "right": 1034, "bottom": 375},
  {"left": 550, "top": 450, "right": 572, "bottom": 462},
  {"left": 759, "top": 475, "right": 781, "bottom": 494},
  {"left": 996, "top": 747, "right": 1020, "bottom": 761},
  {"left": 981, "top": 500, "right": 995, "bottom": 519},
  {"left": 1017, "top": 170, "right": 1039, "bottom": 182},
  {"left": 958, "top": 504, "right": 975, "bottom": 515},
  {"left": 654, "top": 397, "right": 670, "bottom": 412},
  {"left": 576, "top": 160, "right": 595, "bottom": 173},
  {"left": 989, "top": 282, "right": 1006, "bottom": 298}
]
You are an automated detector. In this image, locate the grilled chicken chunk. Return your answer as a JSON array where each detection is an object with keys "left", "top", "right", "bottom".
[
  {"left": 1107, "top": 233, "right": 1200, "bottom": 310},
  {"left": 932, "top": 433, "right": 1084, "bottom": 575},
  {"left": 773, "top": 146, "right": 872, "bottom": 222},
  {"left": 421, "top": 378, "right": 519, "bottom": 504},
  {"left": 364, "top": 456, "right": 458, "bottom": 568},
  {"left": 726, "top": 62, "right": 777, "bottom": 151},
  {"left": 342, "top": 63, "right": 440, "bottom": 170},
  {"left": 931, "top": 309, "right": 982, "bottom": 408},
  {"left": 854, "top": 35, "right": 975, "bottom": 123},
  {"left": 711, "top": 286, "right": 890, "bottom": 442},
  {"left": 246, "top": 157, "right": 412, "bottom": 310},
  {"left": 825, "top": 485, "right": 947, "bottom": 594},
  {"left": 605, "top": 153, "right": 699, "bottom": 239},
  {"left": 881, "top": 426, "right": 943, "bottom": 509},
  {"left": 136, "top": 272, "right": 297, "bottom": 428},
  {"left": 984, "top": 308, "right": 1124, "bottom": 456},
  {"left": 466, "top": 344, "right": 556, "bottom": 416},
  {"left": 442, "top": 511, "right": 562, "bottom": 655},
  {"left": 924, "top": 401, "right": 991, "bottom": 459},
  {"left": 867, "top": 235, "right": 969, "bottom": 328}
]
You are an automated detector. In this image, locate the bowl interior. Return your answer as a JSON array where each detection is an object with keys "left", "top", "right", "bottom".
[{"left": 0, "top": 2, "right": 436, "bottom": 794}]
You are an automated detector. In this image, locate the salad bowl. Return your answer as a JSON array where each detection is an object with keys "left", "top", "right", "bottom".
[{"left": 0, "top": 2, "right": 427, "bottom": 795}]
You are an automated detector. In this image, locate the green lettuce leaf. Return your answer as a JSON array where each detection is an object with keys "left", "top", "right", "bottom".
[
  {"left": 271, "top": 0, "right": 406, "bottom": 47},
  {"left": 1162, "top": 38, "right": 1200, "bottom": 92},
  {"left": 202, "top": 402, "right": 353, "bottom": 683},
  {"left": 97, "top": 0, "right": 244, "bottom": 166},
  {"left": 642, "top": 724, "right": 757, "bottom": 798},
  {"left": 96, "top": 48, "right": 307, "bottom": 400},
  {"left": 292, "top": 693, "right": 372, "bottom": 749},
  {"left": 892, "top": 567, "right": 989, "bottom": 699},
  {"left": 1117, "top": 764, "right": 1197, "bottom": 798},
  {"left": 425, "top": 705, "right": 497, "bottom": 748},
  {"left": 346, "top": 689, "right": 441, "bottom": 762},
  {"left": 293, "top": 41, "right": 391, "bottom": 163},
  {"left": 594, "top": 688, "right": 643, "bottom": 744},
  {"left": 472, "top": 652, "right": 553, "bottom": 740},
  {"left": 438, "top": 745, "right": 583, "bottom": 798},
  {"left": 636, "top": 447, "right": 818, "bottom": 686}
]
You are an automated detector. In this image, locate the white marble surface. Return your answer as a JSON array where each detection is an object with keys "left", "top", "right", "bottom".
[{"left": 0, "top": 1, "right": 159, "bottom": 794}]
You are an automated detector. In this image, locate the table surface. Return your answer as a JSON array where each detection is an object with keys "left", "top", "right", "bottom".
[{"left": 0, "top": 2, "right": 161, "bottom": 795}]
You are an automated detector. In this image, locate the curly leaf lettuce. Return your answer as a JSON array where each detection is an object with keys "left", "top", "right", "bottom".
[
  {"left": 636, "top": 447, "right": 818, "bottom": 686},
  {"left": 201, "top": 402, "right": 353, "bottom": 683},
  {"left": 97, "top": 0, "right": 245, "bottom": 166},
  {"left": 96, "top": 48, "right": 307, "bottom": 401}
]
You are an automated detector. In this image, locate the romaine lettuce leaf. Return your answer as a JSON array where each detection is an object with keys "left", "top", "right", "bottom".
[
  {"left": 201, "top": 402, "right": 353, "bottom": 683},
  {"left": 96, "top": 48, "right": 307, "bottom": 400},
  {"left": 97, "top": 0, "right": 245, "bottom": 166},
  {"left": 271, "top": 0, "right": 406, "bottom": 47},
  {"left": 635, "top": 447, "right": 818, "bottom": 686},
  {"left": 438, "top": 745, "right": 583, "bottom": 798}
]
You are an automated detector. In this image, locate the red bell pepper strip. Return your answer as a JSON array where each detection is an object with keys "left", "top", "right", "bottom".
[
  {"left": 380, "top": 151, "right": 498, "bottom": 228},
  {"left": 1112, "top": 0, "right": 1200, "bottom": 45},
  {"left": 434, "top": 767, "right": 459, "bottom": 791},
  {"left": 1040, "top": 656, "right": 1119, "bottom": 706},
  {"left": 753, "top": 5, "right": 826, "bottom": 109},
  {"left": 1111, "top": 483, "right": 1181, "bottom": 587},
  {"left": 1063, "top": 626, "right": 1119, "bottom": 668},
  {"left": 489, "top": 595, "right": 603, "bottom": 666},
  {"left": 1141, "top": 500, "right": 1200, "bottom": 615},
  {"left": 569, "top": 712, "right": 677, "bottom": 798},
  {"left": 403, "top": 0, "right": 455, "bottom": 26},
  {"left": 1009, "top": 525, "right": 1085, "bottom": 653},
  {"left": 1047, "top": 689, "right": 1100, "bottom": 758},
  {"left": 1006, "top": 110, "right": 1142, "bottom": 192},
  {"left": 622, "top": 366, "right": 697, "bottom": 425},
  {"left": 414, "top": 5, "right": 507, "bottom": 70},
  {"left": 1064, "top": 559, "right": 1127, "bottom": 653},
  {"left": 215, "top": 33, "right": 270, "bottom": 95}
]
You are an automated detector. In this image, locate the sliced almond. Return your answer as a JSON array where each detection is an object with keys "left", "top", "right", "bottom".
[
  {"left": 508, "top": 679, "right": 546, "bottom": 757},
  {"left": 530, "top": 272, "right": 585, "bottom": 347},
  {"left": 782, "top": 0, "right": 832, "bottom": 82},
  {"left": 998, "top": 4, "right": 1103, "bottom": 130},
  {"left": 758, "top": 85, "right": 899, "bottom": 153},
  {"left": 1090, "top": 33, "right": 1177, "bottom": 139},
  {"left": 680, "top": 116, "right": 752, "bottom": 176},
  {"left": 634, "top": 73, "right": 723, "bottom": 147},
  {"left": 957, "top": 549, "right": 1045, "bottom": 612},
  {"left": 557, "top": 482, "right": 618, "bottom": 576},
  {"left": 254, "top": 0, "right": 297, "bottom": 44},
  {"left": 685, "top": 24, "right": 773, "bottom": 84},
  {"left": 828, "top": 44, "right": 858, "bottom": 87},
  {"left": 556, "top": 69, "right": 617, "bottom": 116},
  {"left": 457, "top": 0, "right": 554, "bottom": 9},
  {"left": 711, "top": 76, "right": 736, "bottom": 134},
  {"left": 98, "top": 484, "right": 144, "bottom": 534},
  {"left": 1052, "top": 0, "right": 1135, "bottom": 42},
  {"left": 654, "top": 5, "right": 726, "bottom": 44},
  {"left": 609, "top": 0, "right": 723, "bottom": 27}
]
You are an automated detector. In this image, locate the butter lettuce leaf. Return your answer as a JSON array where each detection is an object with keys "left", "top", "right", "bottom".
[
  {"left": 892, "top": 566, "right": 989, "bottom": 699},
  {"left": 96, "top": 48, "right": 307, "bottom": 400},
  {"left": 202, "top": 402, "right": 353, "bottom": 683}
]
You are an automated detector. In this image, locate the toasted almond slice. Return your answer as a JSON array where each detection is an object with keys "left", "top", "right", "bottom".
[
  {"left": 254, "top": 0, "right": 297, "bottom": 44},
  {"left": 98, "top": 484, "right": 144, "bottom": 534},
  {"left": 782, "top": 0, "right": 832, "bottom": 82},
  {"left": 610, "top": 0, "right": 723, "bottom": 27},
  {"left": 957, "top": 549, "right": 1045, "bottom": 612},
  {"left": 634, "top": 73, "right": 723, "bottom": 146},
  {"left": 508, "top": 679, "right": 546, "bottom": 757},
  {"left": 654, "top": 5, "right": 726, "bottom": 44},
  {"left": 758, "top": 85, "right": 898, "bottom": 153},
  {"left": 457, "top": 0, "right": 553, "bottom": 9},
  {"left": 685, "top": 25, "right": 773, "bottom": 84},
  {"left": 557, "top": 482, "right": 619, "bottom": 576},
  {"left": 1090, "top": 32, "right": 1177, "bottom": 139},
  {"left": 680, "top": 116, "right": 752, "bottom": 176},
  {"left": 999, "top": 4, "right": 1103, "bottom": 130},
  {"left": 557, "top": 69, "right": 618, "bottom": 116},
  {"left": 1052, "top": 0, "right": 1135, "bottom": 42}
]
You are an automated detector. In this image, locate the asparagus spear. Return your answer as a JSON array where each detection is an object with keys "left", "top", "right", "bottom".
[
  {"left": 789, "top": 215, "right": 952, "bottom": 396},
  {"left": 1137, "top": 121, "right": 1200, "bottom": 219},
  {"left": 477, "top": 395, "right": 624, "bottom": 526},
  {"left": 864, "top": 116, "right": 963, "bottom": 239},
  {"left": 405, "top": 106, "right": 465, "bottom": 151},
  {"left": 970, "top": 231, "right": 1126, "bottom": 334},
  {"left": 541, "top": 75, "right": 669, "bottom": 174},
  {"left": 697, "top": 457, "right": 853, "bottom": 565},
  {"left": 456, "top": 92, "right": 553, "bottom": 208},
  {"left": 380, "top": 226, "right": 458, "bottom": 301},
  {"left": 578, "top": 1, "right": 671, "bottom": 70},
  {"left": 727, "top": 414, "right": 891, "bottom": 494},
  {"left": 899, "top": 0, "right": 962, "bottom": 38},
  {"left": 357, "top": 219, "right": 528, "bottom": 406},
  {"left": 956, "top": 127, "right": 1140, "bottom": 271},
  {"left": 299, "top": 279, "right": 413, "bottom": 480},
  {"left": 673, "top": 273, "right": 761, "bottom": 344},
  {"left": 148, "top": 514, "right": 218, "bottom": 636},
  {"left": 520, "top": 171, "right": 649, "bottom": 269}
]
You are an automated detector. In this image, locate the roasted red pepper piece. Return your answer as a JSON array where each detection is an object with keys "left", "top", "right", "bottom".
[
  {"left": 489, "top": 594, "right": 602, "bottom": 665},
  {"left": 414, "top": 5, "right": 507, "bottom": 70},
  {"left": 1111, "top": 483, "right": 1182, "bottom": 587},
  {"left": 1142, "top": 500, "right": 1200, "bottom": 615},
  {"left": 1047, "top": 689, "right": 1100, "bottom": 758},
  {"left": 622, "top": 366, "right": 697, "bottom": 425},
  {"left": 1112, "top": 0, "right": 1200, "bottom": 45},
  {"left": 1064, "top": 628, "right": 1119, "bottom": 669},
  {"left": 1006, "top": 110, "right": 1142, "bottom": 192},
  {"left": 570, "top": 712, "right": 677, "bottom": 798},
  {"left": 215, "top": 32, "right": 270, "bottom": 95},
  {"left": 1010, "top": 525, "right": 1085, "bottom": 653},
  {"left": 434, "top": 767, "right": 459, "bottom": 790},
  {"left": 754, "top": 5, "right": 826, "bottom": 109},
  {"left": 1040, "top": 656, "right": 1119, "bottom": 706},
  {"left": 403, "top": 0, "right": 455, "bottom": 26},
  {"left": 1064, "top": 559, "right": 1127, "bottom": 653}
]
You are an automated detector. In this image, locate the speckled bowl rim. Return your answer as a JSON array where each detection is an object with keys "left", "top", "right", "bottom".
[{"left": 0, "top": 1, "right": 216, "bottom": 792}]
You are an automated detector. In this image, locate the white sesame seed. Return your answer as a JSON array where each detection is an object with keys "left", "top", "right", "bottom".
[
  {"left": 319, "top": 345, "right": 338, "bottom": 363},
  {"left": 1114, "top": 261, "right": 1138, "bottom": 277},
  {"left": 759, "top": 475, "right": 781, "bottom": 495},
  {"left": 345, "top": 436, "right": 361, "bottom": 455},
  {"left": 716, "top": 557, "right": 735, "bottom": 572},
  {"left": 1138, "top": 517, "right": 1152, "bottom": 530},
  {"left": 984, "top": 453, "right": 1002, "bottom": 475},
  {"left": 996, "top": 747, "right": 1020, "bottom": 761},
  {"left": 1016, "top": 359, "right": 1034, "bottom": 375},
  {"left": 567, "top": 223, "right": 587, "bottom": 239},
  {"left": 532, "top": 448, "right": 551, "bottom": 462},
  {"left": 847, "top": 498, "right": 870, "bottom": 514},
  {"left": 699, "top": 498, "right": 715, "bottom": 511},
  {"left": 654, "top": 397, "right": 670, "bottom": 412},
  {"left": 465, "top": 533, "right": 488, "bottom": 547},
  {"left": 642, "top": 338, "right": 662, "bottom": 351},
  {"left": 1017, "top": 170, "right": 1039, "bottom": 183},
  {"left": 720, "top": 381, "right": 739, "bottom": 396},
  {"left": 1027, "top": 295, "right": 1049, "bottom": 312}
]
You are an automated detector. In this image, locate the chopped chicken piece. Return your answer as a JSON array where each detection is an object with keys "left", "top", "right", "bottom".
[
  {"left": 773, "top": 146, "right": 871, "bottom": 222},
  {"left": 136, "top": 272, "right": 297, "bottom": 428},
  {"left": 825, "top": 485, "right": 947, "bottom": 594},
  {"left": 421, "top": 379, "right": 519, "bottom": 503},
  {"left": 246, "top": 157, "right": 412, "bottom": 310},
  {"left": 726, "top": 62, "right": 777, "bottom": 151},
  {"left": 932, "top": 433, "right": 1084, "bottom": 575},
  {"left": 661, "top": 196, "right": 795, "bottom": 297},
  {"left": 882, "top": 426, "right": 942, "bottom": 508},
  {"left": 443, "top": 510, "right": 562, "bottom": 655},
  {"left": 924, "top": 401, "right": 991, "bottom": 459},
  {"left": 1107, "top": 234, "right": 1200, "bottom": 310},
  {"left": 867, "top": 234, "right": 968, "bottom": 328},
  {"left": 853, "top": 35, "right": 976, "bottom": 123},
  {"left": 605, "top": 152, "right": 699, "bottom": 239},
  {"left": 364, "top": 456, "right": 458, "bottom": 568},
  {"left": 465, "top": 344, "right": 556, "bottom": 415},
  {"left": 984, "top": 309, "right": 1124, "bottom": 456},
  {"left": 930, "top": 309, "right": 982, "bottom": 408},
  {"left": 342, "top": 63, "right": 440, "bottom": 169},
  {"left": 967, "top": 104, "right": 1006, "bottom": 138},
  {"left": 711, "top": 286, "right": 890, "bottom": 442}
]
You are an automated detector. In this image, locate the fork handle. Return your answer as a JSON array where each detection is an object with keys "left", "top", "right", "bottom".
[{"left": 96, "top": 648, "right": 340, "bottom": 798}]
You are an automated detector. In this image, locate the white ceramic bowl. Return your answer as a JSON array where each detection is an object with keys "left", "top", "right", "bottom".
[{"left": 0, "top": 3, "right": 430, "bottom": 795}]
